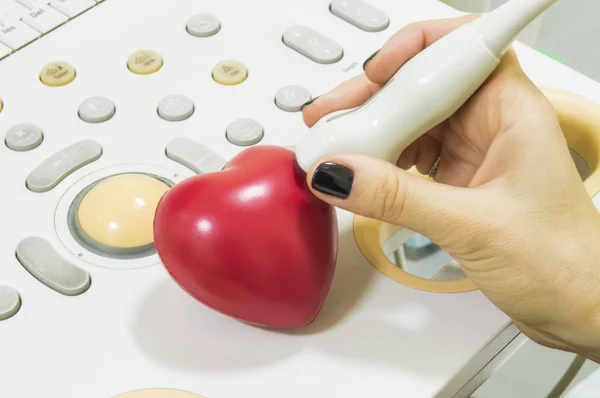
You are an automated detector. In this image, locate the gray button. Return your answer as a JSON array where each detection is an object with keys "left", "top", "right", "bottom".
[
  {"left": 226, "top": 118, "right": 264, "bottom": 146},
  {"left": 166, "top": 137, "right": 228, "bottom": 173},
  {"left": 186, "top": 13, "right": 221, "bottom": 37},
  {"left": 330, "top": 0, "right": 390, "bottom": 32},
  {"left": 5, "top": 123, "right": 43, "bottom": 151},
  {"left": 16, "top": 237, "right": 91, "bottom": 296},
  {"left": 78, "top": 96, "right": 116, "bottom": 123},
  {"left": 26, "top": 140, "right": 102, "bottom": 193},
  {"left": 275, "top": 85, "right": 312, "bottom": 112},
  {"left": 0, "top": 286, "right": 21, "bottom": 321},
  {"left": 282, "top": 25, "right": 343, "bottom": 64},
  {"left": 158, "top": 95, "right": 195, "bottom": 122}
]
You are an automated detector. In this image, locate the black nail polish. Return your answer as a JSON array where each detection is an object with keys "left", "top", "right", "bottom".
[
  {"left": 312, "top": 162, "right": 354, "bottom": 199},
  {"left": 300, "top": 96, "right": 320, "bottom": 111},
  {"left": 363, "top": 49, "right": 379, "bottom": 70}
]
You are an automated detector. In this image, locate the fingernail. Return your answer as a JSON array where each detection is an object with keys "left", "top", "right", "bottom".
[
  {"left": 301, "top": 96, "right": 320, "bottom": 111},
  {"left": 363, "top": 49, "right": 379, "bottom": 70},
  {"left": 311, "top": 162, "right": 354, "bottom": 199}
]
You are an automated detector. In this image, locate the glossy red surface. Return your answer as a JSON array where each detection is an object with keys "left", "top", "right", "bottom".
[{"left": 153, "top": 145, "right": 338, "bottom": 328}]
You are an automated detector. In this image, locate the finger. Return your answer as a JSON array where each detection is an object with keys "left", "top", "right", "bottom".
[
  {"left": 364, "top": 14, "right": 480, "bottom": 85},
  {"left": 302, "top": 73, "right": 381, "bottom": 128},
  {"left": 306, "top": 153, "right": 477, "bottom": 243}
]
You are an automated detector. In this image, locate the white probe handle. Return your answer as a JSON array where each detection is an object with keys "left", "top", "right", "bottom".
[{"left": 295, "top": 0, "right": 560, "bottom": 172}]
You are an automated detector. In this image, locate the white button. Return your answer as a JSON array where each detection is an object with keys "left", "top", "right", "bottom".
[
  {"left": 16, "top": 0, "right": 52, "bottom": 10},
  {"left": 0, "top": 17, "right": 40, "bottom": 50},
  {"left": 0, "top": 0, "right": 31, "bottom": 20},
  {"left": 22, "top": 5, "right": 68, "bottom": 33},
  {"left": 0, "top": 41, "right": 11, "bottom": 59},
  {"left": 49, "top": 0, "right": 94, "bottom": 17}
]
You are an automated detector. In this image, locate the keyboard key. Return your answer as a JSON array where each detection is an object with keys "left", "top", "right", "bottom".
[
  {"left": 16, "top": 0, "right": 52, "bottom": 11},
  {"left": 26, "top": 140, "right": 102, "bottom": 192},
  {"left": 39, "top": 61, "right": 76, "bottom": 86},
  {"left": 212, "top": 60, "right": 247, "bottom": 85},
  {"left": 5, "top": 123, "right": 43, "bottom": 151},
  {"left": 1, "top": 1, "right": 31, "bottom": 20},
  {"left": 157, "top": 94, "right": 194, "bottom": 122},
  {"left": 165, "top": 137, "right": 227, "bottom": 174},
  {"left": 275, "top": 85, "right": 312, "bottom": 112},
  {"left": 78, "top": 96, "right": 115, "bottom": 123},
  {"left": 0, "top": 17, "right": 40, "bottom": 50},
  {"left": 0, "top": 40, "right": 10, "bottom": 59},
  {"left": 226, "top": 118, "right": 264, "bottom": 146},
  {"left": 0, "top": 286, "right": 21, "bottom": 321},
  {"left": 16, "top": 236, "right": 91, "bottom": 296},
  {"left": 127, "top": 49, "right": 163, "bottom": 75},
  {"left": 186, "top": 13, "right": 220, "bottom": 37},
  {"left": 22, "top": 5, "right": 68, "bottom": 34},
  {"left": 330, "top": 0, "right": 390, "bottom": 32},
  {"left": 49, "top": 0, "right": 94, "bottom": 17},
  {"left": 282, "top": 25, "right": 343, "bottom": 64}
]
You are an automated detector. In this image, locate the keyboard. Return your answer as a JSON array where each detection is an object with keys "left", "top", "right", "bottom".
[{"left": 2, "top": 1, "right": 600, "bottom": 397}]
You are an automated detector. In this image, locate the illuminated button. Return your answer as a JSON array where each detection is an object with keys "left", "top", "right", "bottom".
[
  {"left": 0, "top": 98, "right": 3, "bottom": 113},
  {"left": 186, "top": 13, "right": 220, "bottom": 37},
  {"left": 226, "top": 118, "right": 263, "bottom": 146},
  {"left": 127, "top": 50, "right": 163, "bottom": 75},
  {"left": 0, "top": 286, "right": 21, "bottom": 321},
  {"left": 75, "top": 174, "right": 170, "bottom": 255},
  {"left": 39, "top": 61, "right": 76, "bottom": 87},
  {"left": 5, "top": 123, "right": 43, "bottom": 151},
  {"left": 16, "top": 236, "right": 91, "bottom": 296},
  {"left": 212, "top": 60, "right": 247, "bottom": 85},
  {"left": 113, "top": 388, "right": 205, "bottom": 398}
]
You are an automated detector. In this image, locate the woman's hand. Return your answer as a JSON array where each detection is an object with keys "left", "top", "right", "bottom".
[{"left": 302, "top": 15, "right": 600, "bottom": 362}]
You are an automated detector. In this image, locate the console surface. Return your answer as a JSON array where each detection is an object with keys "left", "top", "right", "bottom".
[{"left": 1, "top": 0, "right": 600, "bottom": 397}]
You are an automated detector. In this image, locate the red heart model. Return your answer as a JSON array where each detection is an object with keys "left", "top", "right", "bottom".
[{"left": 153, "top": 145, "right": 338, "bottom": 328}]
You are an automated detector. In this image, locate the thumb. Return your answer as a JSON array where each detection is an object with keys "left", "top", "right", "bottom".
[{"left": 306, "top": 154, "right": 479, "bottom": 244}]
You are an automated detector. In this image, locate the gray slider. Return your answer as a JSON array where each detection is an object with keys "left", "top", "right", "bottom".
[
  {"left": 226, "top": 118, "right": 264, "bottom": 146},
  {"left": 0, "top": 286, "right": 21, "bottom": 321},
  {"left": 16, "top": 237, "right": 91, "bottom": 296},
  {"left": 275, "top": 85, "right": 312, "bottom": 112},
  {"left": 186, "top": 13, "right": 221, "bottom": 37},
  {"left": 282, "top": 25, "right": 343, "bottom": 64},
  {"left": 330, "top": 0, "right": 390, "bottom": 32},
  {"left": 78, "top": 96, "right": 116, "bottom": 123},
  {"left": 26, "top": 140, "right": 102, "bottom": 193},
  {"left": 158, "top": 95, "right": 195, "bottom": 122},
  {"left": 166, "top": 137, "right": 228, "bottom": 173},
  {"left": 5, "top": 123, "right": 43, "bottom": 151}
]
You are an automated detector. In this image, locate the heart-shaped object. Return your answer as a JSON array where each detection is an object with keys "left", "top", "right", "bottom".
[{"left": 153, "top": 145, "right": 338, "bottom": 328}]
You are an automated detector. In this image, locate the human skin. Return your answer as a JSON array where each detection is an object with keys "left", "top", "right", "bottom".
[{"left": 302, "top": 15, "right": 600, "bottom": 363}]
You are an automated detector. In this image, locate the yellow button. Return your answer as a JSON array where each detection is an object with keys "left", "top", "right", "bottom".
[
  {"left": 40, "top": 61, "right": 76, "bottom": 87},
  {"left": 0, "top": 98, "right": 3, "bottom": 113},
  {"left": 127, "top": 50, "right": 163, "bottom": 75},
  {"left": 212, "top": 60, "right": 248, "bottom": 85},
  {"left": 114, "top": 389, "right": 205, "bottom": 398},
  {"left": 77, "top": 174, "right": 169, "bottom": 250}
]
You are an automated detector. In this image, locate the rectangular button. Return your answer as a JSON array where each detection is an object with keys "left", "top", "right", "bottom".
[
  {"left": 22, "top": 5, "right": 68, "bottom": 33},
  {"left": 0, "top": 0, "right": 31, "bottom": 20},
  {"left": 0, "top": 17, "right": 40, "bottom": 49},
  {"left": 282, "top": 25, "right": 343, "bottom": 64},
  {"left": 16, "top": 0, "right": 52, "bottom": 10},
  {"left": 26, "top": 140, "right": 102, "bottom": 192},
  {"left": 0, "top": 40, "right": 12, "bottom": 59},
  {"left": 165, "top": 137, "right": 227, "bottom": 174},
  {"left": 330, "top": 0, "right": 389, "bottom": 32},
  {"left": 49, "top": 0, "right": 94, "bottom": 17},
  {"left": 16, "top": 236, "right": 91, "bottom": 296}
]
